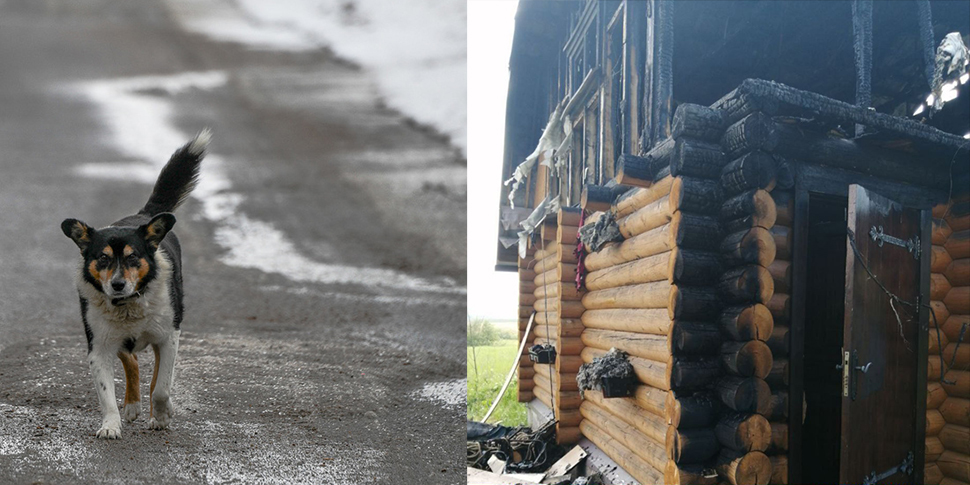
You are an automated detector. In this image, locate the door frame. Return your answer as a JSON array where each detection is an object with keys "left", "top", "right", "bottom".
[{"left": 790, "top": 163, "right": 932, "bottom": 484}]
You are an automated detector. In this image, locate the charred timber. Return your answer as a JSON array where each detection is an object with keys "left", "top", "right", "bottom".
[
  {"left": 671, "top": 103, "right": 727, "bottom": 142},
  {"left": 717, "top": 265, "right": 775, "bottom": 305},
  {"left": 615, "top": 154, "right": 656, "bottom": 188},
  {"left": 720, "top": 151, "right": 777, "bottom": 196},
  {"left": 720, "top": 304, "right": 774, "bottom": 341},
  {"left": 716, "top": 412, "right": 771, "bottom": 452},
  {"left": 720, "top": 189, "right": 777, "bottom": 229},
  {"left": 721, "top": 227, "right": 777, "bottom": 267}
]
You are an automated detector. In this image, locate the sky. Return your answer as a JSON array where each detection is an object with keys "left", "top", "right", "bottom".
[{"left": 467, "top": 0, "right": 520, "bottom": 321}]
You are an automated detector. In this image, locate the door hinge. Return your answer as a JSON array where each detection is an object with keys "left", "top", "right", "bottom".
[
  {"left": 863, "top": 451, "right": 914, "bottom": 485},
  {"left": 869, "top": 225, "right": 920, "bottom": 259}
]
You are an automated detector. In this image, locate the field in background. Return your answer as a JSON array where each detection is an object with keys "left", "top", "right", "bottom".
[{"left": 467, "top": 319, "right": 528, "bottom": 426}]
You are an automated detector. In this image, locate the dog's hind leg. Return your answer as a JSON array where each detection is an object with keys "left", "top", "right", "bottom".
[
  {"left": 149, "top": 331, "right": 180, "bottom": 430},
  {"left": 118, "top": 352, "right": 141, "bottom": 422}
]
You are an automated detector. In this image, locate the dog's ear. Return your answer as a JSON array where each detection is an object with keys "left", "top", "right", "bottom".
[
  {"left": 140, "top": 213, "right": 176, "bottom": 250},
  {"left": 61, "top": 219, "right": 94, "bottom": 251}
]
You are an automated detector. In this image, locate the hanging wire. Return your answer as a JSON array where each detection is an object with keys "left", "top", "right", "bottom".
[{"left": 846, "top": 228, "right": 954, "bottom": 385}]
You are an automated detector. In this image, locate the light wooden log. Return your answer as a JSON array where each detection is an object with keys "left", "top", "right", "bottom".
[
  {"left": 767, "top": 358, "right": 789, "bottom": 389},
  {"left": 518, "top": 305, "right": 534, "bottom": 319},
  {"left": 929, "top": 356, "right": 946, "bottom": 382},
  {"left": 717, "top": 376, "right": 771, "bottom": 414},
  {"left": 772, "top": 190, "right": 793, "bottom": 227},
  {"left": 927, "top": 435, "right": 945, "bottom": 462},
  {"left": 618, "top": 195, "right": 676, "bottom": 238},
  {"left": 768, "top": 260, "right": 791, "bottom": 294},
  {"left": 584, "top": 390, "right": 668, "bottom": 445},
  {"left": 558, "top": 208, "right": 583, "bottom": 227},
  {"left": 557, "top": 426, "right": 582, "bottom": 445},
  {"left": 667, "top": 426, "right": 720, "bottom": 464},
  {"left": 517, "top": 389, "right": 534, "bottom": 402},
  {"left": 585, "top": 251, "right": 672, "bottom": 290},
  {"left": 533, "top": 252, "right": 559, "bottom": 274},
  {"left": 580, "top": 420, "right": 666, "bottom": 485},
  {"left": 937, "top": 450, "right": 970, "bottom": 483},
  {"left": 534, "top": 282, "right": 583, "bottom": 301},
  {"left": 520, "top": 294, "right": 537, "bottom": 306},
  {"left": 582, "top": 329, "right": 671, "bottom": 363},
  {"left": 925, "top": 462, "right": 943, "bottom": 485},
  {"left": 716, "top": 412, "right": 771, "bottom": 452},
  {"left": 614, "top": 175, "right": 675, "bottom": 218},
  {"left": 665, "top": 392, "right": 721, "bottom": 430},
  {"left": 721, "top": 189, "right": 777, "bottom": 230},
  {"left": 768, "top": 293, "right": 791, "bottom": 324},
  {"left": 557, "top": 224, "right": 580, "bottom": 245},
  {"left": 587, "top": 214, "right": 722, "bottom": 271},
  {"left": 533, "top": 239, "right": 558, "bottom": 261},
  {"left": 582, "top": 347, "right": 668, "bottom": 391},
  {"left": 927, "top": 409, "right": 946, "bottom": 436},
  {"left": 520, "top": 281, "right": 537, "bottom": 294},
  {"left": 942, "top": 370, "right": 970, "bottom": 398},
  {"left": 582, "top": 308, "right": 671, "bottom": 335},
  {"left": 716, "top": 450, "right": 772, "bottom": 485},
  {"left": 558, "top": 407, "right": 583, "bottom": 426},
  {"left": 664, "top": 463, "right": 719, "bottom": 485},
  {"left": 720, "top": 304, "right": 774, "bottom": 341},
  {"left": 927, "top": 382, "right": 948, "bottom": 410},
  {"left": 557, "top": 244, "right": 579, "bottom": 264},
  {"left": 532, "top": 264, "right": 577, "bottom": 286},
  {"left": 932, "top": 245, "right": 952, "bottom": 273},
  {"left": 767, "top": 324, "right": 789, "bottom": 358},
  {"left": 945, "top": 258, "right": 970, "bottom": 286},
  {"left": 721, "top": 340, "right": 774, "bottom": 379},
  {"left": 770, "top": 455, "right": 788, "bottom": 485},
  {"left": 944, "top": 286, "right": 970, "bottom": 315},
  {"left": 769, "top": 422, "right": 788, "bottom": 452},
  {"left": 942, "top": 315, "right": 967, "bottom": 341},
  {"left": 721, "top": 227, "right": 777, "bottom": 267},
  {"left": 519, "top": 268, "right": 536, "bottom": 281},
  {"left": 945, "top": 229, "right": 970, "bottom": 259},
  {"left": 578, "top": 405, "right": 667, "bottom": 472},
  {"left": 583, "top": 281, "right": 672, "bottom": 310},
  {"left": 765, "top": 391, "right": 788, "bottom": 421},
  {"left": 533, "top": 298, "right": 585, "bottom": 318},
  {"left": 931, "top": 273, "right": 952, "bottom": 301},
  {"left": 943, "top": 342, "right": 969, "bottom": 370},
  {"left": 635, "top": 385, "right": 669, "bottom": 419},
  {"left": 940, "top": 397, "right": 970, "bottom": 427},
  {"left": 720, "top": 151, "right": 777, "bottom": 196},
  {"left": 933, "top": 218, "right": 953, "bottom": 245},
  {"left": 718, "top": 265, "right": 775, "bottom": 304},
  {"left": 558, "top": 355, "right": 584, "bottom": 373},
  {"left": 772, "top": 225, "right": 791, "bottom": 260}
]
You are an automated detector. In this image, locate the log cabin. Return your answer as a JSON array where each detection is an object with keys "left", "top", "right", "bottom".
[{"left": 495, "top": 2, "right": 969, "bottom": 484}]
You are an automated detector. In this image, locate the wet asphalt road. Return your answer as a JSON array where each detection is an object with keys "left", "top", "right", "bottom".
[{"left": 0, "top": 0, "right": 466, "bottom": 483}]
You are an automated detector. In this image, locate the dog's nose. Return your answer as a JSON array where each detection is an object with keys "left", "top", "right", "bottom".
[{"left": 111, "top": 281, "right": 126, "bottom": 292}]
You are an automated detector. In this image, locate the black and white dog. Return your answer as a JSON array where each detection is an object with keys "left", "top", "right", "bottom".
[{"left": 61, "top": 130, "right": 209, "bottom": 439}]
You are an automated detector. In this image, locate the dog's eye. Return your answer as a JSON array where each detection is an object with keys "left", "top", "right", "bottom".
[
  {"left": 98, "top": 254, "right": 111, "bottom": 265},
  {"left": 126, "top": 255, "right": 140, "bottom": 266}
]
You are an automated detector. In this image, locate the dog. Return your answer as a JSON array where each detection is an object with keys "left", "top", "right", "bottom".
[{"left": 61, "top": 129, "right": 209, "bottom": 439}]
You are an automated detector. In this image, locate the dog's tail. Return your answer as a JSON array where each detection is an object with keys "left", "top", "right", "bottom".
[{"left": 140, "top": 128, "right": 211, "bottom": 216}]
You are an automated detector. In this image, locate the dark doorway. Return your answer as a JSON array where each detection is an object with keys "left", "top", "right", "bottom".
[{"left": 800, "top": 194, "right": 848, "bottom": 485}]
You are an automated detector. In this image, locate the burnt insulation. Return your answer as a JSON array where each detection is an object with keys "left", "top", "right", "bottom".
[{"left": 576, "top": 347, "right": 635, "bottom": 397}]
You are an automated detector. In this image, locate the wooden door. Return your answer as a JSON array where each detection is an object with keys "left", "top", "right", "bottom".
[{"left": 840, "top": 185, "right": 923, "bottom": 484}]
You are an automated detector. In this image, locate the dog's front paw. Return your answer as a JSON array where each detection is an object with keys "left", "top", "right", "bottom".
[
  {"left": 149, "top": 398, "right": 173, "bottom": 430},
  {"left": 96, "top": 420, "right": 122, "bottom": 439},
  {"left": 122, "top": 402, "right": 140, "bottom": 422}
]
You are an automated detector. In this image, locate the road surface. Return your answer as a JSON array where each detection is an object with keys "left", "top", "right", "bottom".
[{"left": 0, "top": 0, "right": 466, "bottom": 483}]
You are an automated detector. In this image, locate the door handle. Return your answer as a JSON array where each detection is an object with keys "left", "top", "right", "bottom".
[
  {"left": 855, "top": 361, "right": 871, "bottom": 373},
  {"left": 850, "top": 350, "right": 872, "bottom": 400}
]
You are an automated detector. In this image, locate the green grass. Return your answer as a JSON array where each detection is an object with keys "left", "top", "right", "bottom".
[{"left": 467, "top": 338, "right": 528, "bottom": 426}]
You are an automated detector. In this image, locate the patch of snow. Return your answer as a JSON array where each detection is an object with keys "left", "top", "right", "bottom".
[
  {"left": 165, "top": 0, "right": 467, "bottom": 154},
  {"left": 413, "top": 378, "right": 466, "bottom": 409},
  {"left": 64, "top": 72, "right": 463, "bottom": 295}
]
